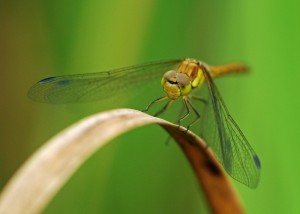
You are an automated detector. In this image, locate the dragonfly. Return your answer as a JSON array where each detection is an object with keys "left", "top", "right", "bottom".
[{"left": 28, "top": 58, "right": 261, "bottom": 188}]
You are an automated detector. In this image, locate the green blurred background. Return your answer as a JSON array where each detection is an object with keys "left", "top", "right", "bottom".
[{"left": 1, "top": 0, "right": 299, "bottom": 213}]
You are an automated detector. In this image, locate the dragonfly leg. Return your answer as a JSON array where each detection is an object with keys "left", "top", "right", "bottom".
[
  {"left": 154, "top": 100, "right": 174, "bottom": 117},
  {"left": 178, "top": 97, "right": 190, "bottom": 129},
  {"left": 186, "top": 99, "right": 201, "bottom": 133},
  {"left": 189, "top": 95, "right": 208, "bottom": 104},
  {"left": 164, "top": 134, "right": 172, "bottom": 145},
  {"left": 189, "top": 95, "right": 208, "bottom": 136},
  {"left": 142, "top": 96, "right": 168, "bottom": 112}
]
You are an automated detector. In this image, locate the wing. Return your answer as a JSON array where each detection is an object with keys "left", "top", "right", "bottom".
[
  {"left": 197, "top": 66, "right": 261, "bottom": 188},
  {"left": 28, "top": 59, "right": 182, "bottom": 103}
]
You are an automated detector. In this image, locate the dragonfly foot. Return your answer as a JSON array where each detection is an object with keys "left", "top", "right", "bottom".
[
  {"left": 184, "top": 128, "right": 189, "bottom": 134},
  {"left": 141, "top": 108, "right": 149, "bottom": 113},
  {"left": 177, "top": 124, "right": 181, "bottom": 130}
]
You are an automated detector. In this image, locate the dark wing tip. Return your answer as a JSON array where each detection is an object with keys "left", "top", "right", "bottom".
[
  {"left": 38, "top": 77, "right": 57, "bottom": 84},
  {"left": 253, "top": 154, "right": 261, "bottom": 170},
  {"left": 246, "top": 154, "right": 261, "bottom": 188}
]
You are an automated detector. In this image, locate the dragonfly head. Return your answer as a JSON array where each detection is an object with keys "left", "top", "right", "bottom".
[{"left": 161, "top": 70, "right": 192, "bottom": 100}]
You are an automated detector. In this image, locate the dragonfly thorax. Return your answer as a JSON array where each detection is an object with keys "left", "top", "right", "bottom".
[{"left": 161, "top": 70, "right": 192, "bottom": 100}]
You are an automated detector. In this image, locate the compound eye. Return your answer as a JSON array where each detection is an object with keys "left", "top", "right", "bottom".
[
  {"left": 164, "top": 70, "right": 177, "bottom": 82},
  {"left": 177, "top": 73, "right": 192, "bottom": 96},
  {"left": 177, "top": 73, "right": 190, "bottom": 86},
  {"left": 163, "top": 70, "right": 178, "bottom": 84}
]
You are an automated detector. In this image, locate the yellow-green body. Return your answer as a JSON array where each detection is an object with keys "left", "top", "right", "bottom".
[{"left": 161, "top": 58, "right": 247, "bottom": 100}]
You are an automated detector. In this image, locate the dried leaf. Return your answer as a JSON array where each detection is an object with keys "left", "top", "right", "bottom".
[{"left": 0, "top": 108, "right": 244, "bottom": 214}]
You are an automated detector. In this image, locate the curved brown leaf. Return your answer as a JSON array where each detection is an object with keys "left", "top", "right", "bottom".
[{"left": 0, "top": 108, "right": 244, "bottom": 214}]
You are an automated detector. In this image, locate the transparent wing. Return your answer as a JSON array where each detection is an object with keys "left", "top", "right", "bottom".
[
  {"left": 28, "top": 59, "right": 182, "bottom": 103},
  {"left": 196, "top": 67, "right": 261, "bottom": 188}
]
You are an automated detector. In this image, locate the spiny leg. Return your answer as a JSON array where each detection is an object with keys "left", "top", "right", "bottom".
[
  {"left": 154, "top": 99, "right": 174, "bottom": 117},
  {"left": 142, "top": 96, "right": 168, "bottom": 112},
  {"left": 164, "top": 134, "right": 172, "bottom": 145},
  {"left": 186, "top": 99, "right": 201, "bottom": 132},
  {"left": 190, "top": 94, "right": 209, "bottom": 139},
  {"left": 178, "top": 97, "right": 190, "bottom": 128},
  {"left": 143, "top": 96, "right": 174, "bottom": 145},
  {"left": 189, "top": 95, "right": 208, "bottom": 104},
  {"left": 177, "top": 100, "right": 186, "bottom": 122},
  {"left": 164, "top": 102, "right": 186, "bottom": 145}
]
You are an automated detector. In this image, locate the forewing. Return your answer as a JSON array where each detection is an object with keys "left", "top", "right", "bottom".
[
  {"left": 197, "top": 67, "right": 261, "bottom": 188},
  {"left": 28, "top": 59, "right": 182, "bottom": 103}
]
